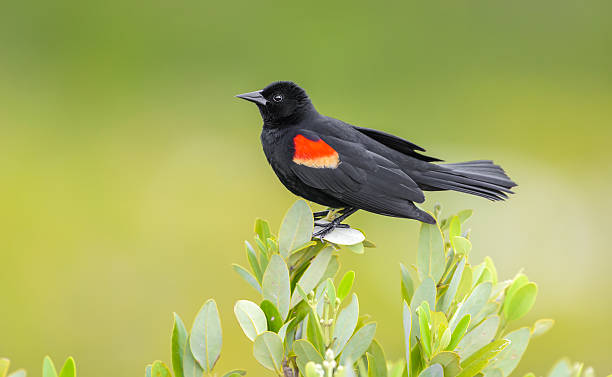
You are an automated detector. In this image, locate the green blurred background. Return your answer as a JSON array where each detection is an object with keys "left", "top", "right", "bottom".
[{"left": 1, "top": 0, "right": 611, "bottom": 375}]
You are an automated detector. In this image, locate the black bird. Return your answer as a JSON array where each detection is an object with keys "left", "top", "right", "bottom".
[{"left": 237, "top": 81, "right": 516, "bottom": 236}]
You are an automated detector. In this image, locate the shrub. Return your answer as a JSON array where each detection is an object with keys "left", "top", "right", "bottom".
[
  {"left": 142, "top": 201, "right": 606, "bottom": 377},
  {"left": 2, "top": 201, "right": 606, "bottom": 377}
]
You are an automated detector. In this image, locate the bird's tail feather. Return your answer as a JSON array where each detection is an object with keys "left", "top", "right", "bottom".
[{"left": 419, "top": 160, "right": 517, "bottom": 201}]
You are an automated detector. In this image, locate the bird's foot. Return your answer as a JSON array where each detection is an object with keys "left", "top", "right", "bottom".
[
  {"left": 313, "top": 210, "right": 331, "bottom": 220},
  {"left": 313, "top": 219, "right": 349, "bottom": 238}
]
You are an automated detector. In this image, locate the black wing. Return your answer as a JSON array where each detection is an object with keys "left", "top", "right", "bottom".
[
  {"left": 289, "top": 130, "right": 431, "bottom": 220},
  {"left": 352, "top": 125, "right": 443, "bottom": 162}
]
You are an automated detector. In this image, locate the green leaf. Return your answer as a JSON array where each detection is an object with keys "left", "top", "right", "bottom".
[
  {"left": 260, "top": 300, "right": 283, "bottom": 333},
  {"left": 363, "top": 239, "right": 376, "bottom": 248},
  {"left": 457, "top": 209, "right": 473, "bottom": 224},
  {"left": 221, "top": 370, "right": 247, "bottom": 377},
  {"left": 438, "top": 327, "right": 452, "bottom": 353},
  {"left": 491, "top": 281, "right": 512, "bottom": 300},
  {"left": 290, "top": 247, "right": 333, "bottom": 307},
  {"left": 293, "top": 339, "right": 324, "bottom": 375},
  {"left": 337, "top": 271, "right": 356, "bottom": 302},
  {"left": 305, "top": 362, "right": 324, "bottom": 377},
  {"left": 7, "top": 371, "right": 26, "bottom": 377},
  {"left": 471, "top": 301, "right": 500, "bottom": 328},
  {"left": 410, "top": 277, "right": 436, "bottom": 344},
  {"left": 400, "top": 263, "right": 415, "bottom": 304},
  {"left": 484, "top": 328, "right": 530, "bottom": 377},
  {"left": 339, "top": 322, "right": 377, "bottom": 365},
  {"left": 306, "top": 313, "right": 325, "bottom": 353},
  {"left": 367, "top": 340, "right": 388, "bottom": 377},
  {"left": 253, "top": 332, "right": 284, "bottom": 373},
  {"left": 437, "top": 259, "right": 465, "bottom": 313},
  {"left": 333, "top": 294, "right": 360, "bottom": 355},
  {"left": 503, "top": 283, "right": 538, "bottom": 322},
  {"left": 388, "top": 361, "right": 405, "bottom": 377},
  {"left": 278, "top": 200, "right": 314, "bottom": 258},
  {"left": 456, "top": 265, "right": 473, "bottom": 302},
  {"left": 417, "top": 303, "right": 433, "bottom": 358},
  {"left": 449, "top": 216, "right": 461, "bottom": 242},
  {"left": 267, "top": 237, "right": 278, "bottom": 254},
  {"left": 475, "top": 267, "right": 493, "bottom": 286},
  {"left": 531, "top": 319, "right": 555, "bottom": 338},
  {"left": 471, "top": 263, "right": 487, "bottom": 287},
  {"left": 583, "top": 367, "right": 595, "bottom": 377},
  {"left": 232, "top": 264, "right": 262, "bottom": 293},
  {"left": 278, "top": 318, "right": 294, "bottom": 341},
  {"left": 347, "top": 242, "right": 365, "bottom": 254},
  {"left": 548, "top": 360, "right": 572, "bottom": 377},
  {"left": 190, "top": 299, "right": 223, "bottom": 372},
  {"left": 43, "top": 357, "right": 58, "bottom": 377},
  {"left": 263, "top": 254, "right": 291, "bottom": 320},
  {"left": 245, "top": 241, "right": 263, "bottom": 283},
  {"left": 484, "top": 369, "right": 504, "bottom": 377},
  {"left": 441, "top": 210, "right": 472, "bottom": 230},
  {"left": 151, "top": 361, "right": 171, "bottom": 377},
  {"left": 182, "top": 337, "right": 204, "bottom": 377},
  {"left": 0, "top": 359, "right": 9, "bottom": 377},
  {"left": 259, "top": 245, "right": 270, "bottom": 273},
  {"left": 326, "top": 278, "right": 337, "bottom": 305},
  {"left": 321, "top": 255, "right": 340, "bottom": 282},
  {"left": 417, "top": 364, "right": 443, "bottom": 377},
  {"left": 446, "top": 314, "right": 470, "bottom": 351},
  {"left": 450, "top": 282, "right": 492, "bottom": 331},
  {"left": 460, "top": 339, "right": 510, "bottom": 370},
  {"left": 145, "top": 365, "right": 151, "bottom": 377},
  {"left": 234, "top": 300, "right": 268, "bottom": 341},
  {"left": 484, "top": 257, "right": 498, "bottom": 285},
  {"left": 172, "top": 313, "right": 188, "bottom": 377},
  {"left": 452, "top": 237, "right": 472, "bottom": 257},
  {"left": 504, "top": 274, "right": 529, "bottom": 309},
  {"left": 430, "top": 352, "right": 462, "bottom": 377},
  {"left": 402, "top": 302, "right": 412, "bottom": 374},
  {"left": 58, "top": 357, "right": 76, "bottom": 377},
  {"left": 410, "top": 343, "right": 425, "bottom": 377},
  {"left": 455, "top": 316, "right": 500, "bottom": 359},
  {"left": 456, "top": 360, "right": 488, "bottom": 377},
  {"left": 417, "top": 222, "right": 445, "bottom": 283},
  {"left": 255, "top": 218, "right": 272, "bottom": 243}
]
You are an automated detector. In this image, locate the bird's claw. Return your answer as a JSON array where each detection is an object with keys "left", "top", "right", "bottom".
[{"left": 313, "top": 220, "right": 349, "bottom": 238}]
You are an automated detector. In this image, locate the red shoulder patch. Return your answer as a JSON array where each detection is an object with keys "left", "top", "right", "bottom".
[{"left": 293, "top": 134, "right": 340, "bottom": 168}]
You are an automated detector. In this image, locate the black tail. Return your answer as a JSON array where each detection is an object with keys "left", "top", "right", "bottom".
[{"left": 417, "top": 160, "right": 517, "bottom": 201}]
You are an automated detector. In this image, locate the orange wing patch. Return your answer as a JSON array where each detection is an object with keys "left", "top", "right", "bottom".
[{"left": 293, "top": 134, "right": 340, "bottom": 168}]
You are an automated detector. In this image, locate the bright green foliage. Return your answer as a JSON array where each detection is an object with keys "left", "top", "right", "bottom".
[
  {"left": 524, "top": 359, "right": 603, "bottom": 377},
  {"left": 0, "top": 358, "right": 26, "bottom": 377},
  {"left": 0, "top": 357, "right": 78, "bottom": 377},
  {"left": 41, "top": 357, "right": 77, "bottom": 377},
  {"left": 151, "top": 361, "right": 172, "bottom": 377},
  {"left": 278, "top": 200, "right": 314, "bottom": 259},
  {"left": 0, "top": 203, "right": 605, "bottom": 377},
  {"left": 190, "top": 299, "right": 223, "bottom": 372},
  {"left": 171, "top": 314, "right": 188, "bottom": 377},
  {"left": 134, "top": 201, "right": 604, "bottom": 377},
  {"left": 234, "top": 300, "right": 268, "bottom": 341},
  {"left": 253, "top": 332, "right": 285, "bottom": 373},
  {"left": 399, "top": 207, "right": 548, "bottom": 377}
]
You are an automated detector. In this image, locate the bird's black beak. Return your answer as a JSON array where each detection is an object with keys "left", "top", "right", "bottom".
[{"left": 235, "top": 90, "right": 267, "bottom": 106}]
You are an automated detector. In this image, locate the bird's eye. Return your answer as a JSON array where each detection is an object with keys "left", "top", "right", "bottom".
[{"left": 273, "top": 94, "right": 283, "bottom": 103}]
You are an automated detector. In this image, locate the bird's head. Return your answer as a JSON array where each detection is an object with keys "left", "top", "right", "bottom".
[{"left": 236, "top": 81, "right": 316, "bottom": 126}]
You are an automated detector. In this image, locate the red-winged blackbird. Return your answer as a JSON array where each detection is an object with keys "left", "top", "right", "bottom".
[{"left": 237, "top": 81, "right": 516, "bottom": 236}]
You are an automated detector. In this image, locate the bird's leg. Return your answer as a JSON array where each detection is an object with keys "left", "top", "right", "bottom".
[
  {"left": 313, "top": 208, "right": 358, "bottom": 238},
  {"left": 313, "top": 210, "right": 331, "bottom": 220}
]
